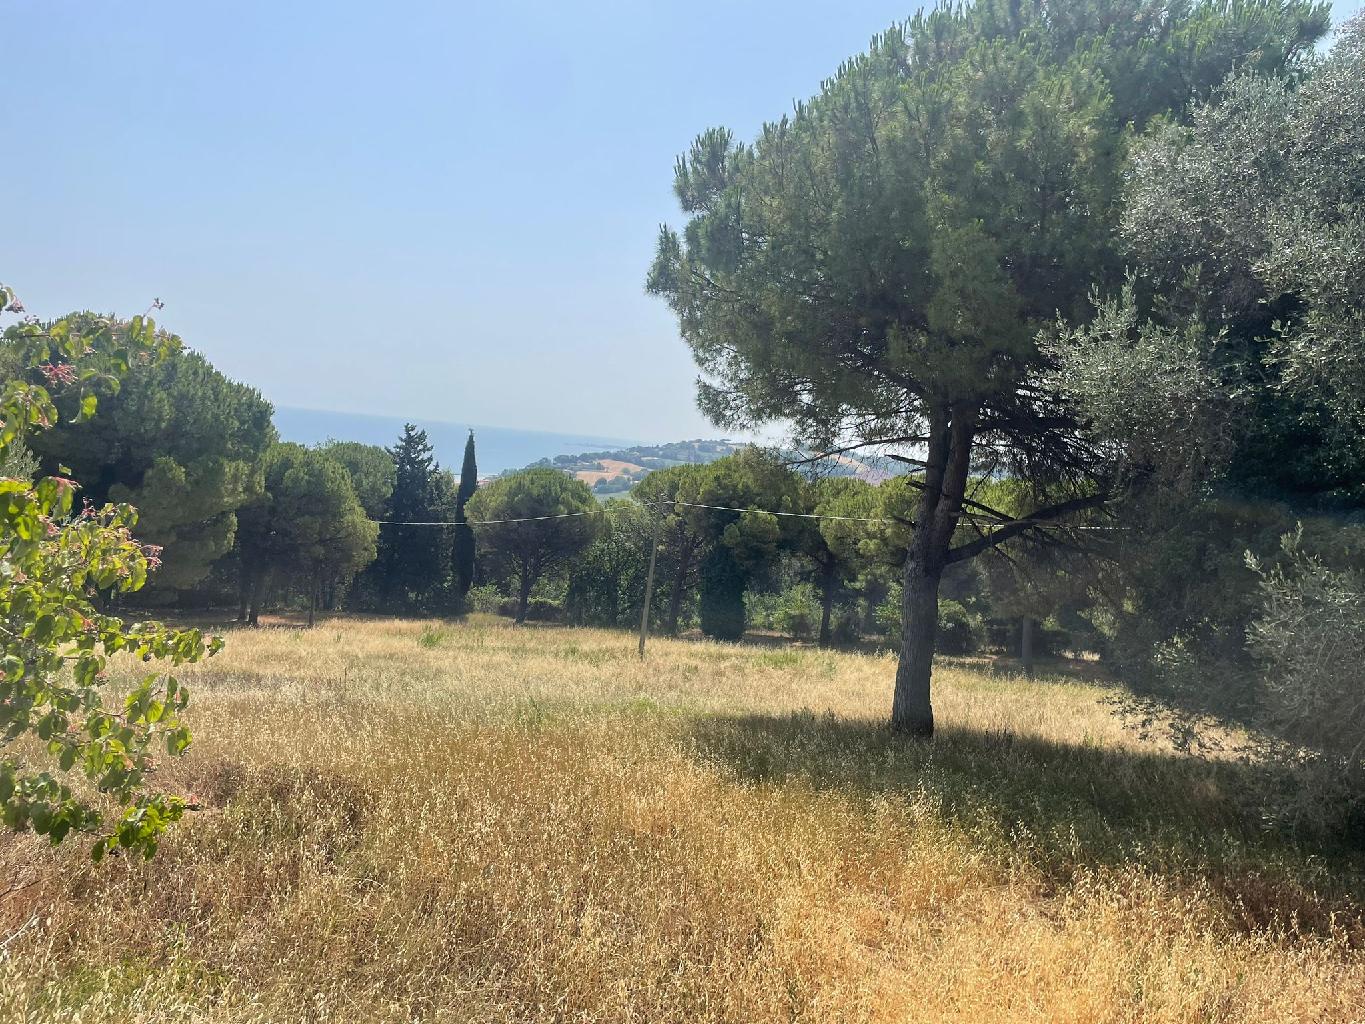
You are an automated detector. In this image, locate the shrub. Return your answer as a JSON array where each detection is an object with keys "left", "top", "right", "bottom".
[
  {"left": 775, "top": 584, "right": 820, "bottom": 641},
  {"left": 1242, "top": 531, "right": 1365, "bottom": 836},
  {"left": 0, "top": 294, "right": 222, "bottom": 859},
  {"left": 498, "top": 597, "right": 562, "bottom": 622},
  {"left": 743, "top": 591, "right": 779, "bottom": 631},
  {"left": 874, "top": 585, "right": 901, "bottom": 638},
  {"left": 465, "top": 584, "right": 503, "bottom": 615},
  {"left": 1109, "top": 529, "right": 1365, "bottom": 840},
  {"left": 876, "top": 587, "right": 983, "bottom": 654},
  {"left": 936, "top": 600, "right": 985, "bottom": 655},
  {"left": 831, "top": 606, "right": 861, "bottom": 644},
  {"left": 1036, "top": 622, "right": 1072, "bottom": 657},
  {"left": 417, "top": 628, "right": 447, "bottom": 649}
]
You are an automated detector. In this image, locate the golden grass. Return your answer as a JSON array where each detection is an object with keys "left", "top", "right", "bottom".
[
  {"left": 575, "top": 459, "right": 644, "bottom": 485},
  {"left": 2, "top": 615, "right": 1363, "bottom": 1023}
]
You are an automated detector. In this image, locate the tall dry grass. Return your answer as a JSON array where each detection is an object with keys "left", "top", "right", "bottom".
[{"left": 1, "top": 615, "right": 1362, "bottom": 1022}]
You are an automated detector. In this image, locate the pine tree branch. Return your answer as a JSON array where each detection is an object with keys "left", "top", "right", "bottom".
[{"left": 945, "top": 492, "right": 1110, "bottom": 564}]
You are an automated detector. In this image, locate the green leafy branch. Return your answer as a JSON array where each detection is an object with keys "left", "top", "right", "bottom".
[{"left": 0, "top": 281, "right": 222, "bottom": 860}]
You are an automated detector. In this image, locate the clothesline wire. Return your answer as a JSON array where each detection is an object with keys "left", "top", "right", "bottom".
[
  {"left": 372, "top": 499, "right": 1107, "bottom": 530},
  {"left": 371, "top": 499, "right": 889, "bottom": 528}
]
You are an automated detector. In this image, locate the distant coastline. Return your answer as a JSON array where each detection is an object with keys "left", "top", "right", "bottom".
[{"left": 272, "top": 406, "right": 642, "bottom": 477}]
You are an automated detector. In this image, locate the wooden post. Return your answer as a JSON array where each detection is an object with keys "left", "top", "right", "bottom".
[{"left": 638, "top": 504, "right": 663, "bottom": 659}]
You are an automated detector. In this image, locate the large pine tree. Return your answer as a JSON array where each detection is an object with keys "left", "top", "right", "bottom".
[
  {"left": 648, "top": 0, "right": 1328, "bottom": 735},
  {"left": 30, "top": 334, "right": 275, "bottom": 601}
]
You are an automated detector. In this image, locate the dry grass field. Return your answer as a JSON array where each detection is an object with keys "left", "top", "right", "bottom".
[
  {"left": 2, "top": 615, "right": 1364, "bottom": 1023},
  {"left": 573, "top": 459, "right": 645, "bottom": 486}
]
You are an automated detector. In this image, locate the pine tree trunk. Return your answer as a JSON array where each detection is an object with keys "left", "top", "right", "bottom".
[
  {"left": 891, "top": 551, "right": 941, "bottom": 736},
  {"left": 818, "top": 562, "right": 836, "bottom": 647},
  {"left": 236, "top": 565, "right": 251, "bottom": 623},
  {"left": 665, "top": 560, "right": 687, "bottom": 636},
  {"left": 247, "top": 568, "right": 269, "bottom": 627},
  {"left": 889, "top": 400, "right": 976, "bottom": 738},
  {"left": 1021, "top": 616, "right": 1035, "bottom": 677},
  {"left": 663, "top": 531, "right": 697, "bottom": 637},
  {"left": 515, "top": 571, "right": 532, "bottom": 624},
  {"left": 453, "top": 514, "right": 475, "bottom": 608}
]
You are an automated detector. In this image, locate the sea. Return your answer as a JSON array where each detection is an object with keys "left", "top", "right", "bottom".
[{"left": 273, "top": 406, "right": 641, "bottom": 477}]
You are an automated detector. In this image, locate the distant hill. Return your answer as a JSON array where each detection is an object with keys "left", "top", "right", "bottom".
[
  {"left": 523, "top": 439, "right": 903, "bottom": 496},
  {"left": 273, "top": 406, "right": 640, "bottom": 477},
  {"left": 524, "top": 439, "right": 742, "bottom": 495},
  {"left": 273, "top": 409, "right": 904, "bottom": 493}
]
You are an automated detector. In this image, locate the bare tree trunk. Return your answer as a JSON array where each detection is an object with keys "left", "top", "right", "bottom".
[
  {"left": 1021, "top": 616, "right": 1035, "bottom": 677},
  {"left": 237, "top": 566, "right": 251, "bottom": 623},
  {"left": 665, "top": 562, "right": 687, "bottom": 636},
  {"left": 515, "top": 570, "right": 532, "bottom": 624},
  {"left": 664, "top": 534, "right": 695, "bottom": 636},
  {"left": 818, "top": 561, "right": 836, "bottom": 647},
  {"left": 248, "top": 568, "right": 269, "bottom": 627}
]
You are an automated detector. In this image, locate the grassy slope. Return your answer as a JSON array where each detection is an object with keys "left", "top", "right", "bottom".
[{"left": 2, "top": 617, "right": 1363, "bottom": 1022}]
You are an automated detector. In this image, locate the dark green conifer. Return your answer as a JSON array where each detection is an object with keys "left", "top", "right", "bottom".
[
  {"left": 375, "top": 424, "right": 444, "bottom": 612},
  {"left": 453, "top": 430, "right": 478, "bottom": 608}
]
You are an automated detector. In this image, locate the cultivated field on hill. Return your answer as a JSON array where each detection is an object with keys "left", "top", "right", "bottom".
[{"left": 2, "top": 617, "right": 1363, "bottom": 1023}]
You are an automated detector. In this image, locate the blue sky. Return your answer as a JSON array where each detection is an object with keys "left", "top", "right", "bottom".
[{"left": 4, "top": 1, "right": 1361, "bottom": 442}]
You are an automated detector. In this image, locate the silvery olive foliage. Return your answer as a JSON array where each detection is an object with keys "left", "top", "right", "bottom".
[{"left": 1125, "top": 15, "right": 1365, "bottom": 426}]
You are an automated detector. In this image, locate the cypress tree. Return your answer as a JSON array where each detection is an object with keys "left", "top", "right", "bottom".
[{"left": 453, "top": 430, "right": 478, "bottom": 608}]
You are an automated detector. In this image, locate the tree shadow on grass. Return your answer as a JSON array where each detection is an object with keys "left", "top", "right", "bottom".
[{"left": 684, "top": 710, "right": 1365, "bottom": 942}]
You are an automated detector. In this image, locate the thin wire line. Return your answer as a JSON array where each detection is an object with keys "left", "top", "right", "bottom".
[
  {"left": 667, "top": 500, "right": 888, "bottom": 523},
  {"left": 370, "top": 500, "right": 1105, "bottom": 530},
  {"left": 371, "top": 501, "right": 877, "bottom": 527},
  {"left": 664, "top": 501, "right": 1114, "bottom": 530},
  {"left": 372, "top": 509, "right": 608, "bottom": 526}
]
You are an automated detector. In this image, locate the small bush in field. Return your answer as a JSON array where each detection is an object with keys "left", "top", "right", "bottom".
[
  {"left": 1242, "top": 531, "right": 1365, "bottom": 835},
  {"left": 465, "top": 584, "right": 503, "bottom": 615},
  {"left": 936, "top": 600, "right": 984, "bottom": 654},
  {"left": 874, "top": 586, "right": 901, "bottom": 638},
  {"left": 775, "top": 584, "right": 820, "bottom": 640},
  {"left": 417, "top": 628, "right": 447, "bottom": 649},
  {"left": 498, "top": 597, "right": 562, "bottom": 622},
  {"left": 832, "top": 606, "right": 861, "bottom": 644}
]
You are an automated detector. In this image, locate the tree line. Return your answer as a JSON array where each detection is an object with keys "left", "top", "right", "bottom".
[
  {"left": 0, "top": 333, "right": 481, "bottom": 622},
  {"left": 0, "top": 318, "right": 1087, "bottom": 657}
]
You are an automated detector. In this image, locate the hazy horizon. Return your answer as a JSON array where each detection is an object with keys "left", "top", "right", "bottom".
[
  {"left": 3, "top": 0, "right": 928, "bottom": 441},
  {"left": 272, "top": 403, "right": 754, "bottom": 476},
  {"left": 6, "top": 0, "right": 1358, "bottom": 441}
]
